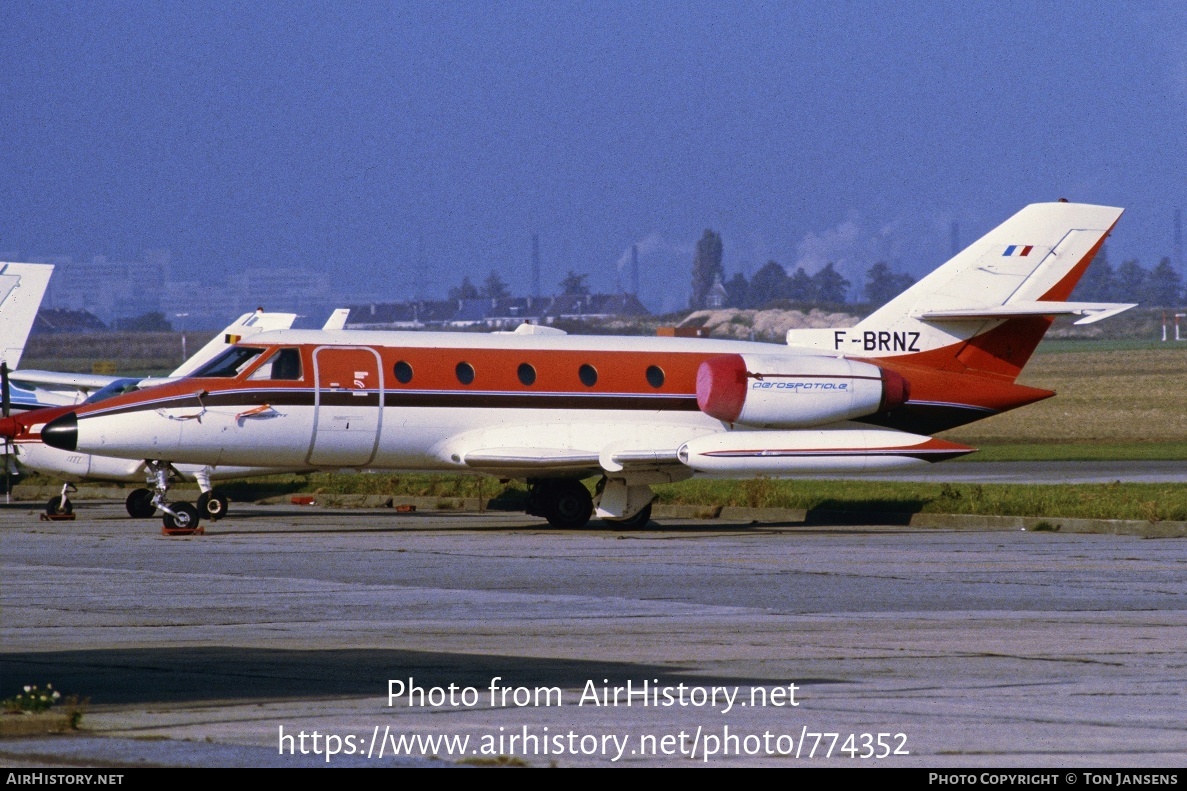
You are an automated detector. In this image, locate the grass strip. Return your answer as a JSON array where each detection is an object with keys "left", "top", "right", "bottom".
[
  {"left": 169, "top": 473, "right": 1187, "bottom": 522},
  {"left": 651, "top": 479, "right": 1187, "bottom": 522},
  {"left": 950, "top": 442, "right": 1187, "bottom": 462}
]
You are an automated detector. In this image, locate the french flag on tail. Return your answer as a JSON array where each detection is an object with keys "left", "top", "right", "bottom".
[{"left": 1003, "top": 245, "right": 1034, "bottom": 256}]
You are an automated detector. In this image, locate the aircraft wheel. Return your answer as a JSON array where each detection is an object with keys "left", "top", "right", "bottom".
[
  {"left": 544, "top": 480, "right": 593, "bottom": 529},
  {"left": 162, "top": 502, "right": 200, "bottom": 532},
  {"left": 197, "top": 490, "right": 229, "bottom": 521},
  {"left": 125, "top": 488, "right": 156, "bottom": 518},
  {"left": 46, "top": 496, "right": 73, "bottom": 516},
  {"left": 604, "top": 502, "right": 652, "bottom": 530}
]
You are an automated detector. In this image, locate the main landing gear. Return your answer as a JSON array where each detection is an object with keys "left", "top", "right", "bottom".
[
  {"left": 525, "top": 477, "right": 657, "bottom": 530},
  {"left": 197, "top": 490, "right": 229, "bottom": 521},
  {"left": 604, "top": 502, "right": 652, "bottom": 530},
  {"left": 526, "top": 479, "right": 594, "bottom": 529},
  {"left": 125, "top": 488, "right": 155, "bottom": 518},
  {"left": 193, "top": 467, "right": 229, "bottom": 521}
]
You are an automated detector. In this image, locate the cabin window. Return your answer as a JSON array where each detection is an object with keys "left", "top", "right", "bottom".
[
  {"left": 248, "top": 348, "right": 303, "bottom": 381},
  {"left": 578, "top": 364, "right": 597, "bottom": 387},
  {"left": 394, "top": 361, "right": 413, "bottom": 384},
  {"left": 646, "top": 365, "right": 665, "bottom": 388},
  {"left": 193, "top": 347, "right": 264, "bottom": 378},
  {"left": 517, "top": 363, "right": 536, "bottom": 386},
  {"left": 456, "top": 361, "right": 475, "bottom": 385}
]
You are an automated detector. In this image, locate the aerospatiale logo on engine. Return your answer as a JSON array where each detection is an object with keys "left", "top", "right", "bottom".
[{"left": 751, "top": 381, "right": 850, "bottom": 392}]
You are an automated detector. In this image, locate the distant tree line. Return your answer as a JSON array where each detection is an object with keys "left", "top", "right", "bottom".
[
  {"left": 443, "top": 257, "right": 918, "bottom": 312},
  {"left": 114, "top": 311, "right": 173, "bottom": 332},
  {"left": 448, "top": 271, "right": 512, "bottom": 301},
  {"left": 715, "top": 260, "right": 915, "bottom": 310},
  {"left": 436, "top": 239, "right": 1186, "bottom": 316},
  {"left": 1072, "top": 247, "right": 1183, "bottom": 306},
  {"left": 446, "top": 269, "right": 591, "bottom": 302},
  {"left": 689, "top": 227, "right": 916, "bottom": 310}
]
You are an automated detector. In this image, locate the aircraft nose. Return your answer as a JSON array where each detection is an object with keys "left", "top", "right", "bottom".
[{"left": 41, "top": 412, "right": 78, "bottom": 452}]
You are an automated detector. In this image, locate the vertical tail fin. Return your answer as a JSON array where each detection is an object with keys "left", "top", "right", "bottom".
[
  {"left": 788, "top": 202, "right": 1127, "bottom": 380},
  {"left": 0, "top": 263, "right": 55, "bottom": 370}
]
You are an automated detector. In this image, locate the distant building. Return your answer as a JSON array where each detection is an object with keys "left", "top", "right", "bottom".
[
  {"left": 344, "top": 293, "right": 650, "bottom": 330},
  {"left": 225, "top": 266, "right": 347, "bottom": 321},
  {"left": 689, "top": 230, "right": 724, "bottom": 310},
  {"left": 32, "top": 308, "right": 107, "bottom": 334},
  {"left": 36, "top": 252, "right": 168, "bottom": 322}
]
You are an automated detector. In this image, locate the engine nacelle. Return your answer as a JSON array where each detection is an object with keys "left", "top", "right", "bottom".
[{"left": 696, "top": 354, "right": 908, "bottom": 428}]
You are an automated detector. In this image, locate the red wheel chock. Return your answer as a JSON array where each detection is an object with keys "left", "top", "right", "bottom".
[{"left": 161, "top": 526, "right": 205, "bottom": 536}]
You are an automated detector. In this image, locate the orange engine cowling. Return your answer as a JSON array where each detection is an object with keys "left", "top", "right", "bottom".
[{"left": 696, "top": 353, "right": 908, "bottom": 428}]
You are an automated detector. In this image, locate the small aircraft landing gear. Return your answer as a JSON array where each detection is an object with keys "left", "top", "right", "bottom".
[
  {"left": 526, "top": 479, "right": 593, "bottom": 529},
  {"left": 46, "top": 483, "right": 77, "bottom": 516},
  {"left": 144, "top": 461, "right": 203, "bottom": 536}
]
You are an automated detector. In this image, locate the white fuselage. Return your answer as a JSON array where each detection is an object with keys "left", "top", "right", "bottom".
[{"left": 52, "top": 330, "right": 971, "bottom": 479}]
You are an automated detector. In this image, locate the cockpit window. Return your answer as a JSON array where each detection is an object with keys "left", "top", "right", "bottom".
[
  {"left": 248, "top": 348, "right": 303, "bottom": 381},
  {"left": 82, "top": 378, "right": 143, "bottom": 405},
  {"left": 192, "top": 347, "right": 265, "bottom": 378}
]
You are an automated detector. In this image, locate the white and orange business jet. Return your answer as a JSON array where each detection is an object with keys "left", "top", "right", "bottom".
[{"left": 35, "top": 202, "right": 1133, "bottom": 533}]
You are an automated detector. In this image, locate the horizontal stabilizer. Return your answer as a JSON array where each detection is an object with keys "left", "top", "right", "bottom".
[{"left": 918, "top": 301, "right": 1137, "bottom": 325}]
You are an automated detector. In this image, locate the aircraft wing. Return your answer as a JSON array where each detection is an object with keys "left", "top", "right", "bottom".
[
  {"left": 8, "top": 369, "right": 122, "bottom": 408},
  {"left": 462, "top": 447, "right": 683, "bottom": 472},
  {"left": 462, "top": 448, "right": 601, "bottom": 472},
  {"left": 446, "top": 422, "right": 696, "bottom": 479},
  {"left": 8, "top": 369, "right": 121, "bottom": 391}
]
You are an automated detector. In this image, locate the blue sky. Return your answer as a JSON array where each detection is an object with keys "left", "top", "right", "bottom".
[{"left": 2, "top": 2, "right": 1184, "bottom": 312}]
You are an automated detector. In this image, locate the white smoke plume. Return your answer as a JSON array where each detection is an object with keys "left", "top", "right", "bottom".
[
  {"left": 615, "top": 232, "right": 693, "bottom": 271},
  {"left": 791, "top": 213, "right": 953, "bottom": 293}
]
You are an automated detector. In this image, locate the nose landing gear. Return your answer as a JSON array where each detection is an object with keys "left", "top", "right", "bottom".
[
  {"left": 46, "top": 483, "right": 77, "bottom": 517},
  {"left": 144, "top": 461, "right": 204, "bottom": 536},
  {"left": 162, "top": 501, "right": 201, "bottom": 533}
]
